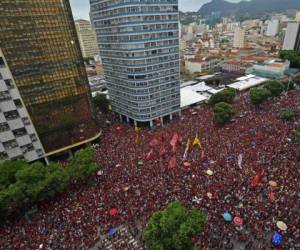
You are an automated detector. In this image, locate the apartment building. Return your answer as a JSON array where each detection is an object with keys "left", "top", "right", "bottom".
[{"left": 90, "top": 0, "right": 181, "bottom": 126}]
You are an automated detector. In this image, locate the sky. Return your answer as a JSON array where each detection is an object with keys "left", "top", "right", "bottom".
[{"left": 69, "top": 0, "right": 243, "bottom": 20}]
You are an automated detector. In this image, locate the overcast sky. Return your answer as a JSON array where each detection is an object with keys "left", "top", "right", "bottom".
[{"left": 69, "top": 0, "right": 242, "bottom": 20}]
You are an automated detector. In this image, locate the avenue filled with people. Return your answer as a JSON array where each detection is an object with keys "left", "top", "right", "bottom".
[{"left": 0, "top": 90, "right": 299, "bottom": 249}]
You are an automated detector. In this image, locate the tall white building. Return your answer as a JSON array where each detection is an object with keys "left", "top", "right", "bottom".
[
  {"left": 266, "top": 20, "right": 279, "bottom": 37},
  {"left": 283, "top": 22, "right": 300, "bottom": 52},
  {"left": 233, "top": 28, "right": 245, "bottom": 48},
  {"left": 90, "top": 0, "right": 181, "bottom": 126},
  {"left": 0, "top": 49, "right": 45, "bottom": 162},
  {"left": 75, "top": 19, "right": 99, "bottom": 58},
  {"left": 295, "top": 11, "right": 300, "bottom": 22}
]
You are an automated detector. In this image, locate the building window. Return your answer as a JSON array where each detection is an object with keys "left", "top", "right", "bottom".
[
  {"left": 4, "top": 79, "right": 14, "bottom": 89},
  {"left": 13, "top": 99, "right": 22, "bottom": 108},
  {"left": 3, "top": 140, "right": 18, "bottom": 150},
  {"left": 0, "top": 122, "right": 10, "bottom": 132},
  {"left": 36, "top": 149, "right": 43, "bottom": 157},
  {"left": 4, "top": 110, "right": 19, "bottom": 120},
  {"left": 0, "top": 72, "right": 2, "bottom": 80},
  {"left": 30, "top": 134, "right": 37, "bottom": 142},
  {"left": 0, "top": 57, "right": 5, "bottom": 68},
  {"left": 22, "top": 117, "right": 31, "bottom": 126},
  {"left": 12, "top": 128, "right": 27, "bottom": 137},
  {"left": 0, "top": 151, "right": 8, "bottom": 160},
  {"left": 0, "top": 91, "right": 11, "bottom": 101},
  {"left": 11, "top": 155, "right": 24, "bottom": 161},
  {"left": 21, "top": 144, "right": 34, "bottom": 154}
]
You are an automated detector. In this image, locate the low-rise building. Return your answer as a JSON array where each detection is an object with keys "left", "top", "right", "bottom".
[
  {"left": 185, "top": 56, "right": 221, "bottom": 74},
  {"left": 252, "top": 59, "right": 290, "bottom": 79},
  {"left": 222, "top": 61, "right": 249, "bottom": 74}
]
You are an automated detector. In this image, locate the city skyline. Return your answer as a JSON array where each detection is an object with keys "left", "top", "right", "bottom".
[{"left": 70, "top": 0, "right": 243, "bottom": 20}]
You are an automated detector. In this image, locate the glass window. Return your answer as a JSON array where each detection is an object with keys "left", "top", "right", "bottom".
[{"left": 0, "top": 57, "right": 5, "bottom": 68}]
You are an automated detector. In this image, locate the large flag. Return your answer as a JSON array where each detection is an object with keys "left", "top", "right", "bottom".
[
  {"left": 251, "top": 172, "right": 264, "bottom": 187},
  {"left": 170, "top": 133, "right": 181, "bottom": 153},
  {"left": 146, "top": 149, "right": 155, "bottom": 161},
  {"left": 201, "top": 149, "right": 205, "bottom": 160},
  {"left": 238, "top": 154, "right": 243, "bottom": 169},
  {"left": 135, "top": 135, "right": 141, "bottom": 145},
  {"left": 149, "top": 138, "right": 159, "bottom": 148},
  {"left": 159, "top": 147, "right": 167, "bottom": 158},
  {"left": 159, "top": 133, "right": 165, "bottom": 142},
  {"left": 192, "top": 136, "right": 202, "bottom": 148},
  {"left": 183, "top": 139, "right": 191, "bottom": 160},
  {"left": 168, "top": 155, "right": 177, "bottom": 169}
]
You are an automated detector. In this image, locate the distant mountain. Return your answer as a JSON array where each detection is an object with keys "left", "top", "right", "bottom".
[{"left": 198, "top": 0, "right": 300, "bottom": 18}]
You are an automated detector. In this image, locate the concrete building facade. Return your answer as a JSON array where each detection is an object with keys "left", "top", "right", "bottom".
[
  {"left": 266, "top": 20, "right": 279, "bottom": 37},
  {"left": 0, "top": 0, "right": 99, "bottom": 158},
  {"left": 90, "top": 0, "right": 181, "bottom": 126},
  {"left": 0, "top": 49, "right": 45, "bottom": 162},
  {"left": 283, "top": 22, "right": 300, "bottom": 52},
  {"left": 233, "top": 28, "right": 245, "bottom": 48},
  {"left": 75, "top": 19, "right": 100, "bottom": 58},
  {"left": 295, "top": 11, "right": 300, "bottom": 22}
]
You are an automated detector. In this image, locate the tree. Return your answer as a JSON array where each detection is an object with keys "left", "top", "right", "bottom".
[
  {"left": 0, "top": 147, "right": 97, "bottom": 223},
  {"left": 265, "top": 81, "right": 285, "bottom": 97},
  {"left": 279, "top": 50, "right": 300, "bottom": 67},
  {"left": 209, "top": 88, "right": 236, "bottom": 106},
  {"left": 0, "top": 161, "right": 27, "bottom": 190},
  {"left": 93, "top": 94, "right": 110, "bottom": 112},
  {"left": 293, "top": 76, "right": 300, "bottom": 88},
  {"left": 249, "top": 87, "right": 271, "bottom": 106},
  {"left": 213, "top": 102, "right": 235, "bottom": 125},
  {"left": 67, "top": 147, "right": 97, "bottom": 182},
  {"left": 280, "top": 109, "right": 297, "bottom": 121},
  {"left": 15, "top": 162, "right": 69, "bottom": 202},
  {"left": 281, "top": 80, "right": 295, "bottom": 91},
  {"left": 144, "top": 202, "right": 207, "bottom": 250}
]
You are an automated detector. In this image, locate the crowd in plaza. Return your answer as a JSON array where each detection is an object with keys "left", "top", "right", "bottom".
[{"left": 0, "top": 90, "right": 299, "bottom": 250}]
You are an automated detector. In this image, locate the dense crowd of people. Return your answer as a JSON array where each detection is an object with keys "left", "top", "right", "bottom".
[{"left": 0, "top": 90, "right": 299, "bottom": 250}]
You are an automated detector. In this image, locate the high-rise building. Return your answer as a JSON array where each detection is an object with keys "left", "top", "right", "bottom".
[
  {"left": 0, "top": 49, "right": 45, "bottom": 162},
  {"left": 0, "top": 0, "right": 99, "bottom": 158},
  {"left": 283, "top": 22, "right": 300, "bottom": 52},
  {"left": 75, "top": 20, "right": 99, "bottom": 59},
  {"left": 266, "top": 20, "right": 279, "bottom": 37},
  {"left": 233, "top": 28, "right": 245, "bottom": 48},
  {"left": 90, "top": 0, "right": 181, "bottom": 127},
  {"left": 295, "top": 11, "right": 300, "bottom": 22}
]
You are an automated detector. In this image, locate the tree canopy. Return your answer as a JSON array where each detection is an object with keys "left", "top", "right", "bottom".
[
  {"left": 144, "top": 201, "right": 207, "bottom": 250},
  {"left": 93, "top": 94, "right": 110, "bottom": 112},
  {"left": 279, "top": 50, "right": 300, "bottom": 67},
  {"left": 249, "top": 87, "right": 271, "bottom": 106},
  {"left": 280, "top": 109, "right": 297, "bottom": 121},
  {"left": 0, "top": 147, "right": 97, "bottom": 222},
  {"left": 213, "top": 102, "right": 235, "bottom": 125},
  {"left": 209, "top": 88, "right": 236, "bottom": 106},
  {"left": 293, "top": 76, "right": 300, "bottom": 88},
  {"left": 265, "top": 81, "right": 285, "bottom": 97},
  {"left": 67, "top": 147, "right": 97, "bottom": 183}
]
